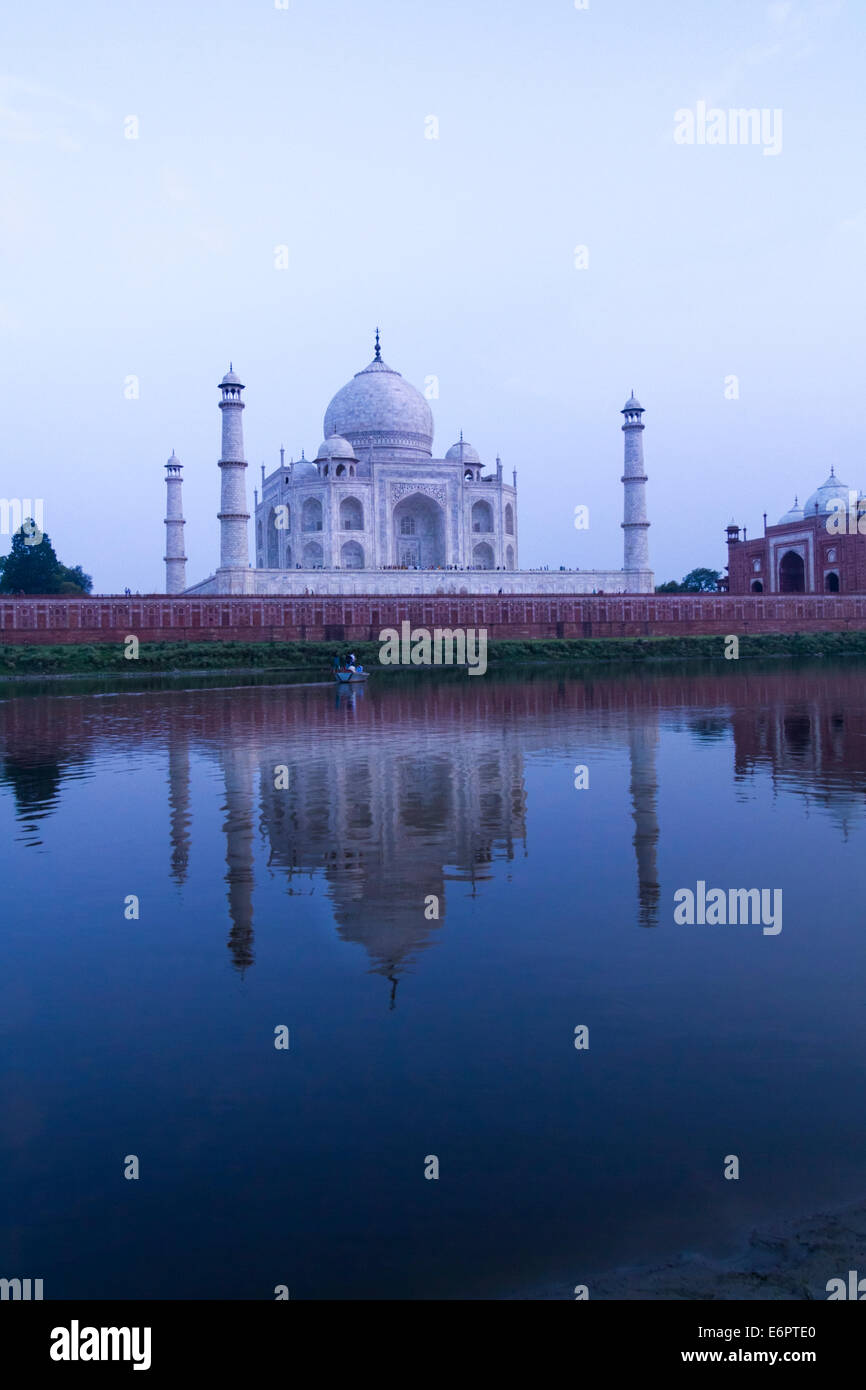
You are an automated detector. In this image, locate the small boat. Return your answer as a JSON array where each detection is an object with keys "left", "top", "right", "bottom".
[{"left": 334, "top": 669, "right": 369, "bottom": 684}]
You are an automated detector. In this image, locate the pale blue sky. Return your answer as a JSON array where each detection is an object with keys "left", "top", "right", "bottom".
[{"left": 1, "top": 0, "right": 863, "bottom": 590}]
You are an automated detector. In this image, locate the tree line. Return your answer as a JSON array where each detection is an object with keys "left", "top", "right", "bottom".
[
  {"left": 0, "top": 520, "right": 93, "bottom": 595},
  {"left": 655, "top": 567, "right": 721, "bottom": 593}
]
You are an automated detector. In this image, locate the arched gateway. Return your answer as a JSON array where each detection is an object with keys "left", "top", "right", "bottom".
[
  {"left": 392, "top": 493, "right": 446, "bottom": 569},
  {"left": 779, "top": 550, "right": 805, "bottom": 593}
]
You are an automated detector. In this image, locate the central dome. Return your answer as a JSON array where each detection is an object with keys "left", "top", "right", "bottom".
[{"left": 323, "top": 350, "right": 434, "bottom": 458}]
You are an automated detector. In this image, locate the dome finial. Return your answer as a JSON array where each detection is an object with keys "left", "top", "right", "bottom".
[{"left": 374, "top": 327, "right": 381, "bottom": 362}]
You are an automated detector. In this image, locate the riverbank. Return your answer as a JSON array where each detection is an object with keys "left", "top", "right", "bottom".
[
  {"left": 3, "top": 630, "right": 866, "bottom": 678},
  {"left": 506, "top": 1197, "right": 866, "bottom": 1300}
]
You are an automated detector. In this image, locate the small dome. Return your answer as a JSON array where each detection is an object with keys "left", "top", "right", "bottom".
[
  {"left": 166, "top": 450, "right": 182, "bottom": 467},
  {"left": 316, "top": 434, "right": 356, "bottom": 462},
  {"left": 220, "top": 365, "right": 243, "bottom": 387},
  {"left": 623, "top": 391, "right": 643, "bottom": 411},
  {"left": 446, "top": 437, "right": 481, "bottom": 465},
  {"left": 286, "top": 455, "right": 319, "bottom": 483},
  {"left": 777, "top": 496, "right": 804, "bottom": 525},
  {"left": 802, "top": 469, "right": 849, "bottom": 518}
]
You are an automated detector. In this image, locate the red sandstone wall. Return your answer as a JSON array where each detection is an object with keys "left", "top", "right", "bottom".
[{"left": 2, "top": 593, "right": 866, "bottom": 645}]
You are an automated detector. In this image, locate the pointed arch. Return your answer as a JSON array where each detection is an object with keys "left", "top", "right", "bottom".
[
  {"left": 340, "top": 497, "right": 364, "bottom": 530},
  {"left": 302, "top": 497, "right": 323, "bottom": 532},
  {"left": 267, "top": 508, "right": 279, "bottom": 567},
  {"left": 392, "top": 493, "right": 445, "bottom": 568},
  {"left": 471, "top": 500, "right": 494, "bottom": 533},
  {"left": 341, "top": 540, "right": 364, "bottom": 569},
  {"left": 779, "top": 550, "right": 805, "bottom": 593}
]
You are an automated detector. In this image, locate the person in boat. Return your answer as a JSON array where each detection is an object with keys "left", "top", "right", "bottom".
[{"left": 333, "top": 654, "right": 341, "bottom": 673}]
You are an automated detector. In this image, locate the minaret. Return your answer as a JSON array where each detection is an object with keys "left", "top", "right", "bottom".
[
  {"left": 217, "top": 364, "right": 250, "bottom": 588},
  {"left": 621, "top": 391, "right": 651, "bottom": 585},
  {"left": 164, "top": 450, "right": 187, "bottom": 594}
]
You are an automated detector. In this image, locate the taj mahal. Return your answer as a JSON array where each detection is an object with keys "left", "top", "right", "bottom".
[{"left": 165, "top": 333, "right": 653, "bottom": 596}]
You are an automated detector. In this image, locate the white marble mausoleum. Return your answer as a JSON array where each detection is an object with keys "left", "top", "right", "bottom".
[{"left": 165, "top": 334, "right": 653, "bottom": 596}]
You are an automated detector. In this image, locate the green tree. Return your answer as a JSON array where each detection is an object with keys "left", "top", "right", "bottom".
[
  {"left": 0, "top": 522, "right": 92, "bottom": 595},
  {"left": 680, "top": 567, "right": 721, "bottom": 593},
  {"left": 0, "top": 523, "right": 60, "bottom": 593},
  {"left": 56, "top": 564, "right": 93, "bottom": 595},
  {"left": 656, "top": 568, "right": 722, "bottom": 594}
]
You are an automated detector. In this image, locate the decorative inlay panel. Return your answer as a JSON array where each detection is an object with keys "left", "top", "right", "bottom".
[{"left": 389, "top": 483, "right": 446, "bottom": 507}]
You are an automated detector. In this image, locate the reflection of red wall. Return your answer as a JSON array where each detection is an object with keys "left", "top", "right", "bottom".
[
  {"left": 4, "top": 592, "right": 866, "bottom": 644},
  {"left": 3, "top": 665, "right": 865, "bottom": 749},
  {"left": 731, "top": 703, "right": 866, "bottom": 777}
]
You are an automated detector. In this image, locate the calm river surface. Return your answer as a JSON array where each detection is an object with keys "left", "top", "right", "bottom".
[{"left": 1, "top": 661, "right": 865, "bottom": 1299}]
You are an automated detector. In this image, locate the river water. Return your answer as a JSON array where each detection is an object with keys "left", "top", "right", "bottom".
[{"left": 1, "top": 660, "right": 865, "bottom": 1299}]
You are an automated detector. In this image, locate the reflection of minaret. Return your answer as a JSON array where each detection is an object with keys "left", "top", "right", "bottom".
[
  {"left": 222, "top": 744, "right": 256, "bottom": 972},
  {"left": 168, "top": 733, "right": 191, "bottom": 886},
  {"left": 627, "top": 709, "right": 660, "bottom": 927}
]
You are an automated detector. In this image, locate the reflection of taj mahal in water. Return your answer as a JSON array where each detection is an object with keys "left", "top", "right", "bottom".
[
  {"left": 184, "top": 675, "right": 865, "bottom": 985},
  {"left": 164, "top": 334, "right": 654, "bottom": 597},
  {"left": 166, "top": 684, "right": 663, "bottom": 988},
  {"left": 5, "top": 670, "right": 865, "bottom": 997}
]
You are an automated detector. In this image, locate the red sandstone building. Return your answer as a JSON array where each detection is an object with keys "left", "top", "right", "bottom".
[{"left": 724, "top": 469, "right": 866, "bottom": 595}]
